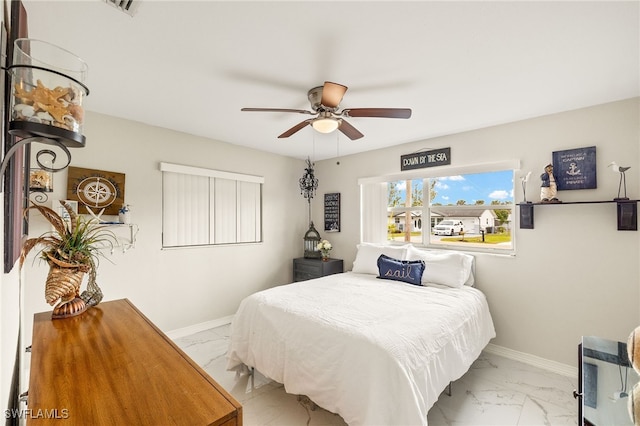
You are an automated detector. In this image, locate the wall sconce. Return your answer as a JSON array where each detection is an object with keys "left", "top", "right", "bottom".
[
  {"left": 29, "top": 168, "right": 53, "bottom": 190},
  {"left": 1, "top": 38, "right": 89, "bottom": 191}
]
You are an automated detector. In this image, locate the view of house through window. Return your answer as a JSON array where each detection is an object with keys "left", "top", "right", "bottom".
[{"left": 386, "top": 170, "right": 514, "bottom": 250}]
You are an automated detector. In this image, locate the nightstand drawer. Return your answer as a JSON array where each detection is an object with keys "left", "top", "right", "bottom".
[
  {"left": 294, "top": 261, "right": 322, "bottom": 275},
  {"left": 293, "top": 258, "right": 343, "bottom": 282}
]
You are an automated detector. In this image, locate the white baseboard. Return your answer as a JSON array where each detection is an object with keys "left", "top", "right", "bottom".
[
  {"left": 166, "top": 315, "right": 234, "bottom": 340},
  {"left": 484, "top": 343, "right": 578, "bottom": 378}
]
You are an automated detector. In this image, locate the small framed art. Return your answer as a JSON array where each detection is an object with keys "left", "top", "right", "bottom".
[
  {"left": 552, "top": 146, "right": 597, "bottom": 191},
  {"left": 324, "top": 193, "right": 340, "bottom": 232}
]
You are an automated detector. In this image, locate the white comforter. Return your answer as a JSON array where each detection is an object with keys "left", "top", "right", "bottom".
[{"left": 226, "top": 272, "right": 496, "bottom": 425}]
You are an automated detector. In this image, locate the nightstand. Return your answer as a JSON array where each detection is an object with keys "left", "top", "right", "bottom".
[{"left": 293, "top": 257, "right": 343, "bottom": 282}]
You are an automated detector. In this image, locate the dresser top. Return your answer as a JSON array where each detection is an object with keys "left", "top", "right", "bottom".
[{"left": 28, "top": 299, "right": 241, "bottom": 425}]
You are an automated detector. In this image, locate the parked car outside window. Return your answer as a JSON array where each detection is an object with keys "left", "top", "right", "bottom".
[{"left": 433, "top": 220, "right": 464, "bottom": 236}]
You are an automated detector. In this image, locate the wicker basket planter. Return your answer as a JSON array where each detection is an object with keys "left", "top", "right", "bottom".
[
  {"left": 20, "top": 201, "right": 116, "bottom": 320},
  {"left": 45, "top": 262, "right": 87, "bottom": 319}
]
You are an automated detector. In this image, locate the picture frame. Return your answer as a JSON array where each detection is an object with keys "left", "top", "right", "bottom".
[
  {"left": 552, "top": 146, "right": 597, "bottom": 191},
  {"left": 324, "top": 192, "right": 340, "bottom": 232},
  {"left": 67, "top": 166, "right": 126, "bottom": 216}
]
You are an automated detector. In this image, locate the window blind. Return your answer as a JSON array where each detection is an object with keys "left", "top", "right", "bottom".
[{"left": 160, "top": 162, "right": 263, "bottom": 248}]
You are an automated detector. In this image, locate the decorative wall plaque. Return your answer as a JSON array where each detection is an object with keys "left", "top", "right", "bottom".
[
  {"left": 67, "top": 166, "right": 125, "bottom": 215},
  {"left": 400, "top": 147, "right": 451, "bottom": 171},
  {"left": 552, "top": 146, "right": 597, "bottom": 190},
  {"left": 324, "top": 193, "right": 340, "bottom": 232}
]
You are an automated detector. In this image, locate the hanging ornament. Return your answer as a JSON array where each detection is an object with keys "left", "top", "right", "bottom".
[{"left": 299, "top": 157, "right": 318, "bottom": 202}]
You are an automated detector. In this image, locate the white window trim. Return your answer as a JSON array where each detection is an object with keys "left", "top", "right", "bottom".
[
  {"left": 357, "top": 160, "right": 520, "bottom": 185},
  {"left": 359, "top": 160, "right": 520, "bottom": 255}
]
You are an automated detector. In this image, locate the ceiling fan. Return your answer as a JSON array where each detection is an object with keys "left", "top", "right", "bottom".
[{"left": 241, "top": 81, "right": 411, "bottom": 140}]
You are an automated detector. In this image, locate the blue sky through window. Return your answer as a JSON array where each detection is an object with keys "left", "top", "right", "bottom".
[{"left": 391, "top": 170, "right": 514, "bottom": 205}]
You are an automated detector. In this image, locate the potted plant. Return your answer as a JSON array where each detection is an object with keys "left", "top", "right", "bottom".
[{"left": 20, "top": 201, "right": 118, "bottom": 319}]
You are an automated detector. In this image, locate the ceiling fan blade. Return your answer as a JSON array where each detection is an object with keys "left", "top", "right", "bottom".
[
  {"left": 342, "top": 108, "right": 412, "bottom": 119},
  {"left": 338, "top": 119, "right": 364, "bottom": 140},
  {"left": 278, "top": 120, "right": 312, "bottom": 138},
  {"left": 321, "top": 81, "right": 348, "bottom": 109},
  {"left": 241, "top": 107, "right": 314, "bottom": 115}
]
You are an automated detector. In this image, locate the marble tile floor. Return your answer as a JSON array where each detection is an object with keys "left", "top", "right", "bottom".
[{"left": 173, "top": 325, "right": 578, "bottom": 426}]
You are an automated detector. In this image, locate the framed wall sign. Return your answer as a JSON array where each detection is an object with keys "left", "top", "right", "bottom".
[
  {"left": 400, "top": 147, "right": 451, "bottom": 171},
  {"left": 67, "top": 166, "right": 125, "bottom": 215},
  {"left": 324, "top": 192, "right": 340, "bottom": 232},
  {"left": 552, "top": 146, "right": 597, "bottom": 190}
]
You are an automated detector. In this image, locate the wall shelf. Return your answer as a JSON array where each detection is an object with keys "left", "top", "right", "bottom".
[
  {"left": 100, "top": 223, "right": 138, "bottom": 252},
  {"left": 518, "top": 200, "right": 639, "bottom": 231}
]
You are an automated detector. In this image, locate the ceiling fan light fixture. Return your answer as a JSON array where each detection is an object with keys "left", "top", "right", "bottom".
[{"left": 312, "top": 117, "right": 340, "bottom": 134}]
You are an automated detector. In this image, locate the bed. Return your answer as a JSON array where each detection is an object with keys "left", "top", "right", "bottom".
[{"left": 226, "top": 244, "right": 496, "bottom": 425}]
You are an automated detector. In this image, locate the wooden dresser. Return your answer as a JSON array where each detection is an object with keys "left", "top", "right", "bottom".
[{"left": 27, "top": 299, "right": 242, "bottom": 425}]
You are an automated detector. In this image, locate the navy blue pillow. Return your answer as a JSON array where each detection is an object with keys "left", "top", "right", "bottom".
[{"left": 376, "top": 254, "right": 425, "bottom": 286}]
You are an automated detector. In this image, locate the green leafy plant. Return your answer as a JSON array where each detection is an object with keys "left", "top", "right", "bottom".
[{"left": 20, "top": 201, "right": 118, "bottom": 305}]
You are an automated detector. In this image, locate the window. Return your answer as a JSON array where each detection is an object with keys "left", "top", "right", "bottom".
[
  {"left": 360, "top": 161, "right": 518, "bottom": 253},
  {"left": 160, "top": 162, "right": 263, "bottom": 248}
]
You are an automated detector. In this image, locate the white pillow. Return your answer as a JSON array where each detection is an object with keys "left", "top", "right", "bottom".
[
  {"left": 351, "top": 243, "right": 410, "bottom": 275},
  {"left": 406, "top": 247, "right": 474, "bottom": 288}
]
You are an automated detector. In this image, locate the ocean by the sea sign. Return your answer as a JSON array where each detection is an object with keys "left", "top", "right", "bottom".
[{"left": 400, "top": 148, "right": 451, "bottom": 171}]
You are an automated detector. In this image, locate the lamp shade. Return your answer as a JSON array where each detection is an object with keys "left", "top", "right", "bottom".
[{"left": 312, "top": 117, "right": 339, "bottom": 134}]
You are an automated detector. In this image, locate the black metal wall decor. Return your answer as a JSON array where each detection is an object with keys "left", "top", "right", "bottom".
[
  {"left": 299, "top": 157, "right": 318, "bottom": 202},
  {"left": 299, "top": 157, "right": 321, "bottom": 258},
  {"left": 1, "top": 20, "right": 90, "bottom": 271}
]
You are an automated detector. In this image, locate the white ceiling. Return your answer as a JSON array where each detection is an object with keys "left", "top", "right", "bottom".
[{"left": 19, "top": 1, "right": 640, "bottom": 160}]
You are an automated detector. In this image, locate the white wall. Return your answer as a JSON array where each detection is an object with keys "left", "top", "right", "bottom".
[
  {"left": 20, "top": 111, "right": 309, "bottom": 346},
  {"left": 8, "top": 98, "right": 640, "bottom": 390},
  {"left": 312, "top": 98, "right": 640, "bottom": 367}
]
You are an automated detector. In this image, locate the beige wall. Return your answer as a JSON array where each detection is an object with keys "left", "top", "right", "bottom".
[
  {"left": 312, "top": 97, "right": 640, "bottom": 367},
  {"left": 20, "top": 111, "right": 309, "bottom": 345},
  {"left": 7, "top": 98, "right": 640, "bottom": 402}
]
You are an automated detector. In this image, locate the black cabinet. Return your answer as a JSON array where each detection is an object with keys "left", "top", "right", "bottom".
[
  {"left": 576, "top": 336, "right": 639, "bottom": 425},
  {"left": 293, "top": 257, "right": 343, "bottom": 282}
]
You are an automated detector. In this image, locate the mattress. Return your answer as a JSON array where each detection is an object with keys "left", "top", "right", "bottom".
[{"left": 226, "top": 272, "right": 496, "bottom": 425}]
